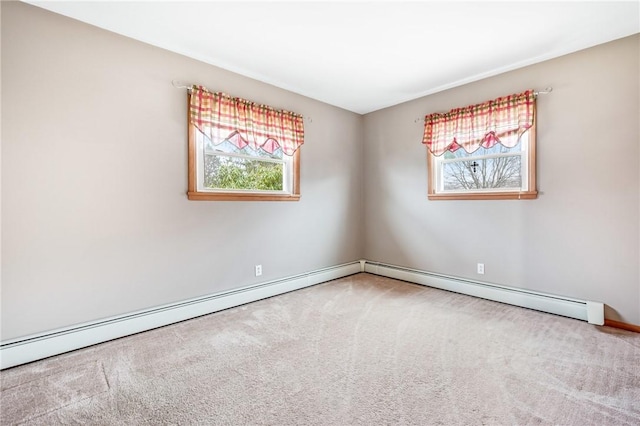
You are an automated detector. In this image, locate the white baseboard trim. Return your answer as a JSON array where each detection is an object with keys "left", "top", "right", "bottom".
[
  {"left": 363, "top": 261, "right": 605, "bottom": 326},
  {"left": 0, "top": 261, "right": 361, "bottom": 370},
  {"left": 1, "top": 260, "right": 606, "bottom": 370}
]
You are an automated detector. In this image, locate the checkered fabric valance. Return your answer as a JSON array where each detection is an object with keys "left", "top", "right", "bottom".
[
  {"left": 189, "top": 86, "right": 304, "bottom": 156},
  {"left": 422, "top": 90, "right": 535, "bottom": 156}
]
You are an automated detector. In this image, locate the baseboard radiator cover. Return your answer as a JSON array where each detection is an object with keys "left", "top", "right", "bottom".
[
  {"left": 364, "top": 261, "right": 604, "bottom": 325},
  {"left": 0, "top": 262, "right": 362, "bottom": 370}
]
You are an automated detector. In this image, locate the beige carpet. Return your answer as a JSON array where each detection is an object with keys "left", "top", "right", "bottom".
[{"left": 1, "top": 273, "right": 639, "bottom": 425}]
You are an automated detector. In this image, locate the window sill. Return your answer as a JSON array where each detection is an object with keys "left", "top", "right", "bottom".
[
  {"left": 428, "top": 191, "right": 538, "bottom": 201},
  {"left": 187, "top": 191, "right": 301, "bottom": 201}
]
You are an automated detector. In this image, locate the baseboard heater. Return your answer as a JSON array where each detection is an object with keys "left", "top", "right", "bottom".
[
  {"left": 363, "top": 261, "right": 604, "bottom": 326},
  {"left": 1, "top": 260, "right": 605, "bottom": 370},
  {"left": 0, "top": 261, "right": 362, "bottom": 370}
]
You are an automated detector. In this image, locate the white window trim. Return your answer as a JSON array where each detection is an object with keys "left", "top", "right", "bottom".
[
  {"left": 434, "top": 134, "right": 529, "bottom": 195},
  {"left": 187, "top": 111, "right": 300, "bottom": 202},
  {"left": 196, "top": 133, "right": 295, "bottom": 195},
  {"left": 427, "top": 123, "right": 537, "bottom": 201}
]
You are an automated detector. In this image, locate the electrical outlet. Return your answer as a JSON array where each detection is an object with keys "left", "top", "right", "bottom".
[
  {"left": 255, "top": 265, "right": 262, "bottom": 276},
  {"left": 477, "top": 263, "right": 485, "bottom": 274}
]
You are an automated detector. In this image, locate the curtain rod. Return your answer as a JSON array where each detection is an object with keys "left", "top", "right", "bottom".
[
  {"left": 534, "top": 87, "right": 553, "bottom": 96},
  {"left": 172, "top": 80, "right": 313, "bottom": 123},
  {"left": 413, "top": 87, "right": 553, "bottom": 123}
]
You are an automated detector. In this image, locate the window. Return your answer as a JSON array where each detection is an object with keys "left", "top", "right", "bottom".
[
  {"left": 187, "top": 86, "right": 303, "bottom": 201},
  {"left": 197, "top": 132, "right": 293, "bottom": 192},
  {"left": 423, "top": 90, "right": 537, "bottom": 200}
]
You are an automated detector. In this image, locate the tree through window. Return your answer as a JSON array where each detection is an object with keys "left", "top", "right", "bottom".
[
  {"left": 422, "top": 90, "right": 537, "bottom": 200},
  {"left": 187, "top": 86, "right": 303, "bottom": 201}
]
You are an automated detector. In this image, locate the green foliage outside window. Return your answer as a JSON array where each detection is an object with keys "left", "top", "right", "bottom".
[{"left": 205, "top": 155, "right": 283, "bottom": 191}]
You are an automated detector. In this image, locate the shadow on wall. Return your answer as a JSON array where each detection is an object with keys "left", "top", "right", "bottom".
[
  {"left": 364, "top": 145, "right": 421, "bottom": 268},
  {"left": 604, "top": 305, "right": 624, "bottom": 323},
  {"left": 299, "top": 163, "right": 362, "bottom": 266}
]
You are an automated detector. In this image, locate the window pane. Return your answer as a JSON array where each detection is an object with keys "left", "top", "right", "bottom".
[
  {"left": 199, "top": 131, "right": 283, "bottom": 160},
  {"left": 442, "top": 156, "right": 522, "bottom": 191},
  {"left": 443, "top": 141, "right": 522, "bottom": 160},
  {"left": 204, "top": 155, "right": 284, "bottom": 191}
]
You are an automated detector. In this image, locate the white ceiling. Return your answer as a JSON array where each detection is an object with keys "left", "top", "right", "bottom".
[{"left": 25, "top": 1, "right": 640, "bottom": 114}]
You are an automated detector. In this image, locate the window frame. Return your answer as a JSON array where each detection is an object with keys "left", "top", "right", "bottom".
[
  {"left": 186, "top": 94, "right": 301, "bottom": 202},
  {"left": 426, "top": 109, "right": 538, "bottom": 201}
]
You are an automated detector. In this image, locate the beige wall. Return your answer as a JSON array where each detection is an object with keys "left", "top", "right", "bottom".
[
  {"left": 2, "top": 2, "right": 639, "bottom": 341},
  {"left": 1, "top": 2, "right": 364, "bottom": 340},
  {"left": 363, "top": 34, "right": 640, "bottom": 324}
]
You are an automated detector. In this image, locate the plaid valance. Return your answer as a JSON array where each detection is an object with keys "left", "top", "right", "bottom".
[
  {"left": 189, "top": 86, "right": 304, "bottom": 156},
  {"left": 422, "top": 90, "right": 535, "bottom": 156}
]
